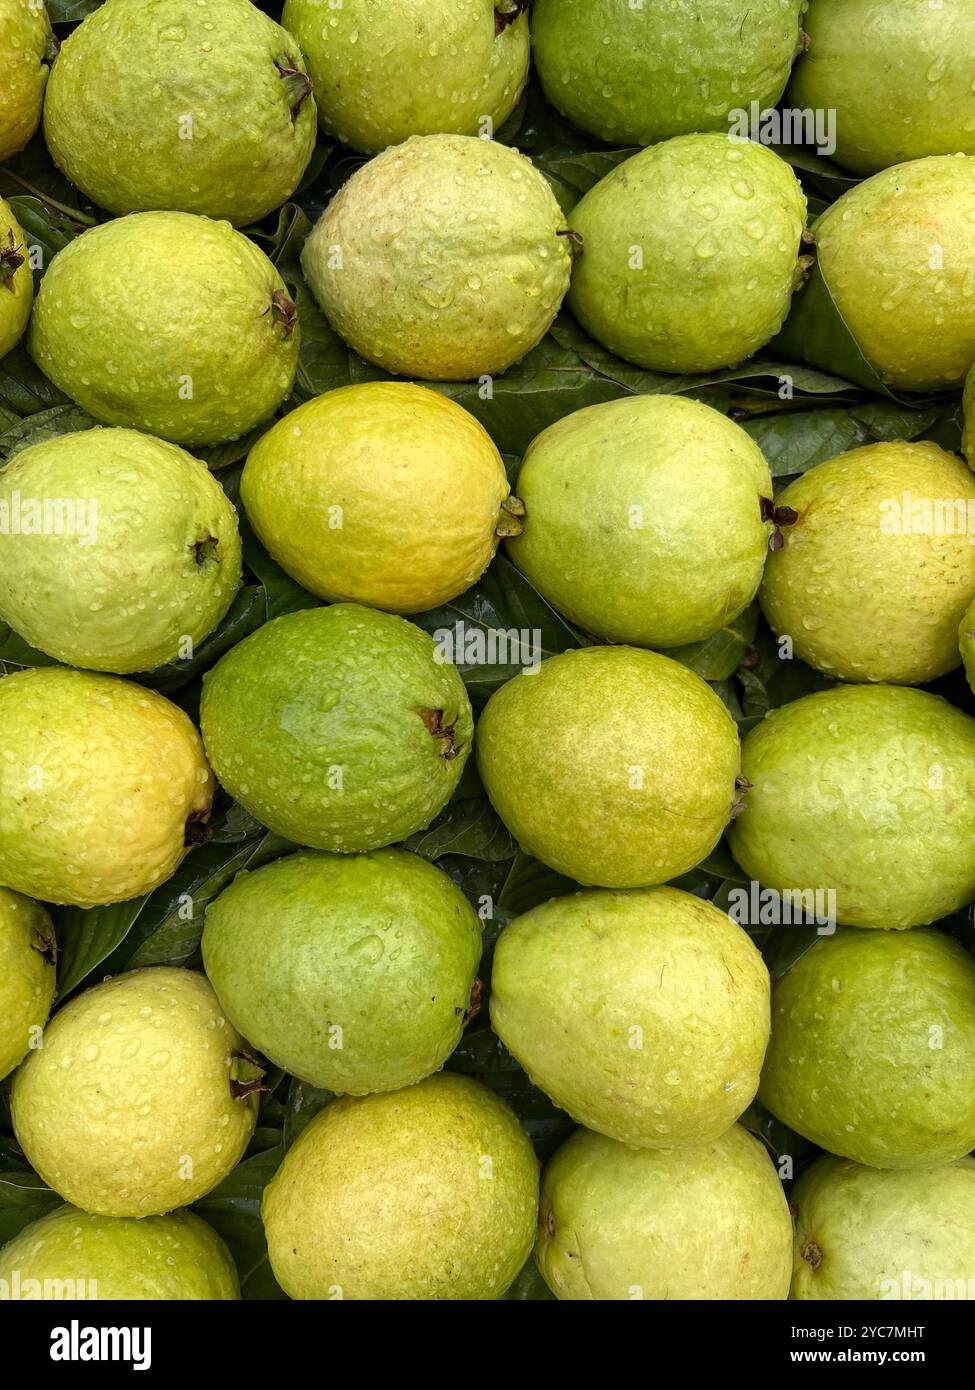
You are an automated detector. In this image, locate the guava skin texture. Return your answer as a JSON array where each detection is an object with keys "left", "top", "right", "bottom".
[
  {"left": 203, "top": 848, "right": 482, "bottom": 1094},
  {"left": 262, "top": 1073, "right": 539, "bottom": 1300},
  {"left": 729, "top": 684, "right": 975, "bottom": 930},
  {"left": 790, "top": 1154, "right": 975, "bottom": 1301},
  {"left": 242, "top": 382, "right": 511, "bottom": 613},
  {"left": 760, "top": 441, "right": 975, "bottom": 685},
  {"left": 11, "top": 968, "right": 259, "bottom": 1217},
  {"left": 301, "top": 133, "right": 573, "bottom": 381},
  {"left": 507, "top": 395, "right": 774, "bottom": 647},
  {"left": 476, "top": 646, "right": 741, "bottom": 888},
  {"left": 788, "top": 0, "right": 975, "bottom": 176},
  {"left": 537, "top": 1124, "right": 792, "bottom": 1301},
  {"left": 282, "top": 0, "right": 529, "bottom": 155},
  {"left": 0, "top": 0, "right": 52, "bottom": 162},
  {"left": 0, "top": 667, "right": 214, "bottom": 908},
  {"left": 0, "top": 197, "right": 33, "bottom": 361},
  {"left": 0, "top": 428, "right": 242, "bottom": 674},
  {"left": 0, "top": 888, "right": 55, "bottom": 1083},
  {"left": 29, "top": 211, "right": 299, "bottom": 447},
  {"left": 0, "top": 1205, "right": 240, "bottom": 1300},
  {"left": 43, "top": 0, "right": 316, "bottom": 225},
  {"left": 567, "top": 133, "right": 808, "bottom": 374},
  {"left": 812, "top": 155, "right": 975, "bottom": 393},
  {"left": 491, "top": 887, "right": 770, "bottom": 1148},
  {"left": 200, "top": 604, "right": 473, "bottom": 852}
]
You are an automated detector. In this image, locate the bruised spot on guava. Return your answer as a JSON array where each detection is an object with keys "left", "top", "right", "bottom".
[{"left": 801, "top": 1239, "right": 824, "bottom": 1271}]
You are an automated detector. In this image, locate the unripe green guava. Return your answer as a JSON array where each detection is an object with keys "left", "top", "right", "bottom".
[
  {"left": 788, "top": 0, "right": 975, "bottom": 176},
  {"left": 43, "top": 0, "right": 316, "bottom": 225},
  {"left": 282, "top": 0, "right": 528, "bottom": 155},
  {"left": 203, "top": 848, "right": 482, "bottom": 1093},
  {"left": 0, "top": 1204, "right": 240, "bottom": 1300},
  {"left": 0, "top": 428, "right": 242, "bottom": 673},
  {"left": 0, "top": 888, "right": 55, "bottom": 1082},
  {"left": 301, "top": 133, "right": 573, "bottom": 381},
  {"left": 0, "top": 667, "right": 213, "bottom": 908},
  {"left": 760, "top": 927, "right": 975, "bottom": 1169},
  {"left": 567, "top": 133, "right": 808, "bottom": 374},
  {"left": 29, "top": 211, "right": 299, "bottom": 446},
  {"left": 791, "top": 1153, "right": 975, "bottom": 1300},
  {"left": 200, "top": 604, "right": 472, "bottom": 851},
  {"left": 0, "top": 0, "right": 52, "bottom": 162},
  {"left": 507, "top": 395, "right": 773, "bottom": 647},
  {"left": 0, "top": 197, "right": 32, "bottom": 360},
  {"left": 532, "top": 0, "right": 803, "bottom": 148},
  {"left": 761, "top": 441, "right": 975, "bottom": 685},
  {"left": 537, "top": 1124, "right": 792, "bottom": 1300},
  {"left": 476, "top": 646, "right": 741, "bottom": 887},
  {"left": 262, "top": 1073, "right": 538, "bottom": 1300},
  {"left": 729, "top": 685, "right": 975, "bottom": 929},
  {"left": 242, "top": 382, "right": 511, "bottom": 613},
  {"left": 491, "top": 887, "right": 769, "bottom": 1148}
]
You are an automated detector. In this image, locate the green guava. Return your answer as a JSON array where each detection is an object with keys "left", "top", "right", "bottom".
[
  {"left": 507, "top": 395, "right": 774, "bottom": 647},
  {"left": 301, "top": 133, "right": 573, "bottom": 381},
  {"left": 728, "top": 685, "right": 975, "bottom": 929},
  {"left": 262, "top": 1072, "right": 538, "bottom": 1299},
  {"left": 0, "top": 197, "right": 32, "bottom": 360},
  {"left": 761, "top": 441, "right": 975, "bottom": 685},
  {"left": 203, "top": 848, "right": 482, "bottom": 1093},
  {"left": 0, "top": 1204, "right": 240, "bottom": 1300},
  {"left": 200, "top": 603, "right": 472, "bottom": 851},
  {"left": 241, "top": 381, "right": 513, "bottom": 613},
  {"left": 532, "top": 0, "right": 803, "bottom": 148},
  {"left": 12, "top": 967, "right": 260, "bottom": 1217},
  {"left": 760, "top": 927, "right": 975, "bottom": 1169},
  {"left": 537, "top": 1124, "right": 792, "bottom": 1300},
  {"left": 788, "top": 0, "right": 975, "bottom": 176},
  {"left": 791, "top": 1153, "right": 975, "bottom": 1300},
  {"left": 29, "top": 211, "right": 299, "bottom": 447},
  {"left": 43, "top": 0, "right": 316, "bottom": 225},
  {"left": 963, "top": 362, "right": 975, "bottom": 464},
  {"left": 0, "top": 0, "right": 53, "bottom": 161},
  {"left": 0, "top": 427, "right": 242, "bottom": 673},
  {"left": 282, "top": 0, "right": 529, "bottom": 155},
  {"left": 567, "top": 133, "right": 808, "bottom": 374},
  {"left": 810, "top": 155, "right": 975, "bottom": 392},
  {"left": 0, "top": 888, "right": 55, "bottom": 1082},
  {"left": 0, "top": 667, "right": 213, "bottom": 908},
  {"left": 476, "top": 646, "right": 741, "bottom": 887},
  {"left": 491, "top": 887, "right": 769, "bottom": 1148}
]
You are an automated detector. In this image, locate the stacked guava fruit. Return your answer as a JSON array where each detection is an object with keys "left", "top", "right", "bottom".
[{"left": 0, "top": 0, "right": 974, "bottom": 1308}]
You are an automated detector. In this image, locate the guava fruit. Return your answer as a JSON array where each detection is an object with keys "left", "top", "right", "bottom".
[
  {"left": 282, "top": 0, "right": 529, "bottom": 155},
  {"left": 301, "top": 133, "right": 573, "bottom": 381},
  {"left": 0, "top": 428, "right": 242, "bottom": 673},
  {"left": 262, "top": 1072, "right": 538, "bottom": 1299},
  {"left": 760, "top": 927, "right": 975, "bottom": 1169},
  {"left": 0, "top": 888, "right": 55, "bottom": 1082},
  {"left": 0, "top": 1204, "right": 240, "bottom": 1300},
  {"left": 242, "top": 382, "right": 513, "bottom": 613},
  {"left": 809, "top": 155, "right": 975, "bottom": 392},
  {"left": 29, "top": 211, "right": 299, "bottom": 447},
  {"left": 12, "top": 967, "right": 259, "bottom": 1217},
  {"left": 491, "top": 887, "right": 769, "bottom": 1148},
  {"left": 532, "top": 0, "right": 803, "bottom": 148},
  {"left": 476, "top": 646, "right": 740, "bottom": 887},
  {"left": 507, "top": 395, "right": 774, "bottom": 647},
  {"left": 788, "top": 0, "right": 975, "bottom": 175},
  {"left": 760, "top": 440, "right": 975, "bottom": 685},
  {"left": 0, "top": 667, "right": 213, "bottom": 908},
  {"left": 791, "top": 1153, "right": 975, "bottom": 1300},
  {"left": 0, "top": 0, "right": 53, "bottom": 162},
  {"left": 537, "top": 1124, "right": 792, "bottom": 1300},
  {"left": 203, "top": 848, "right": 482, "bottom": 1093},
  {"left": 43, "top": 0, "right": 316, "bottom": 225},
  {"left": 567, "top": 133, "right": 808, "bottom": 374},
  {"left": 200, "top": 603, "right": 472, "bottom": 851},
  {"left": 0, "top": 197, "right": 32, "bottom": 360},
  {"left": 728, "top": 685, "right": 975, "bottom": 929}
]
